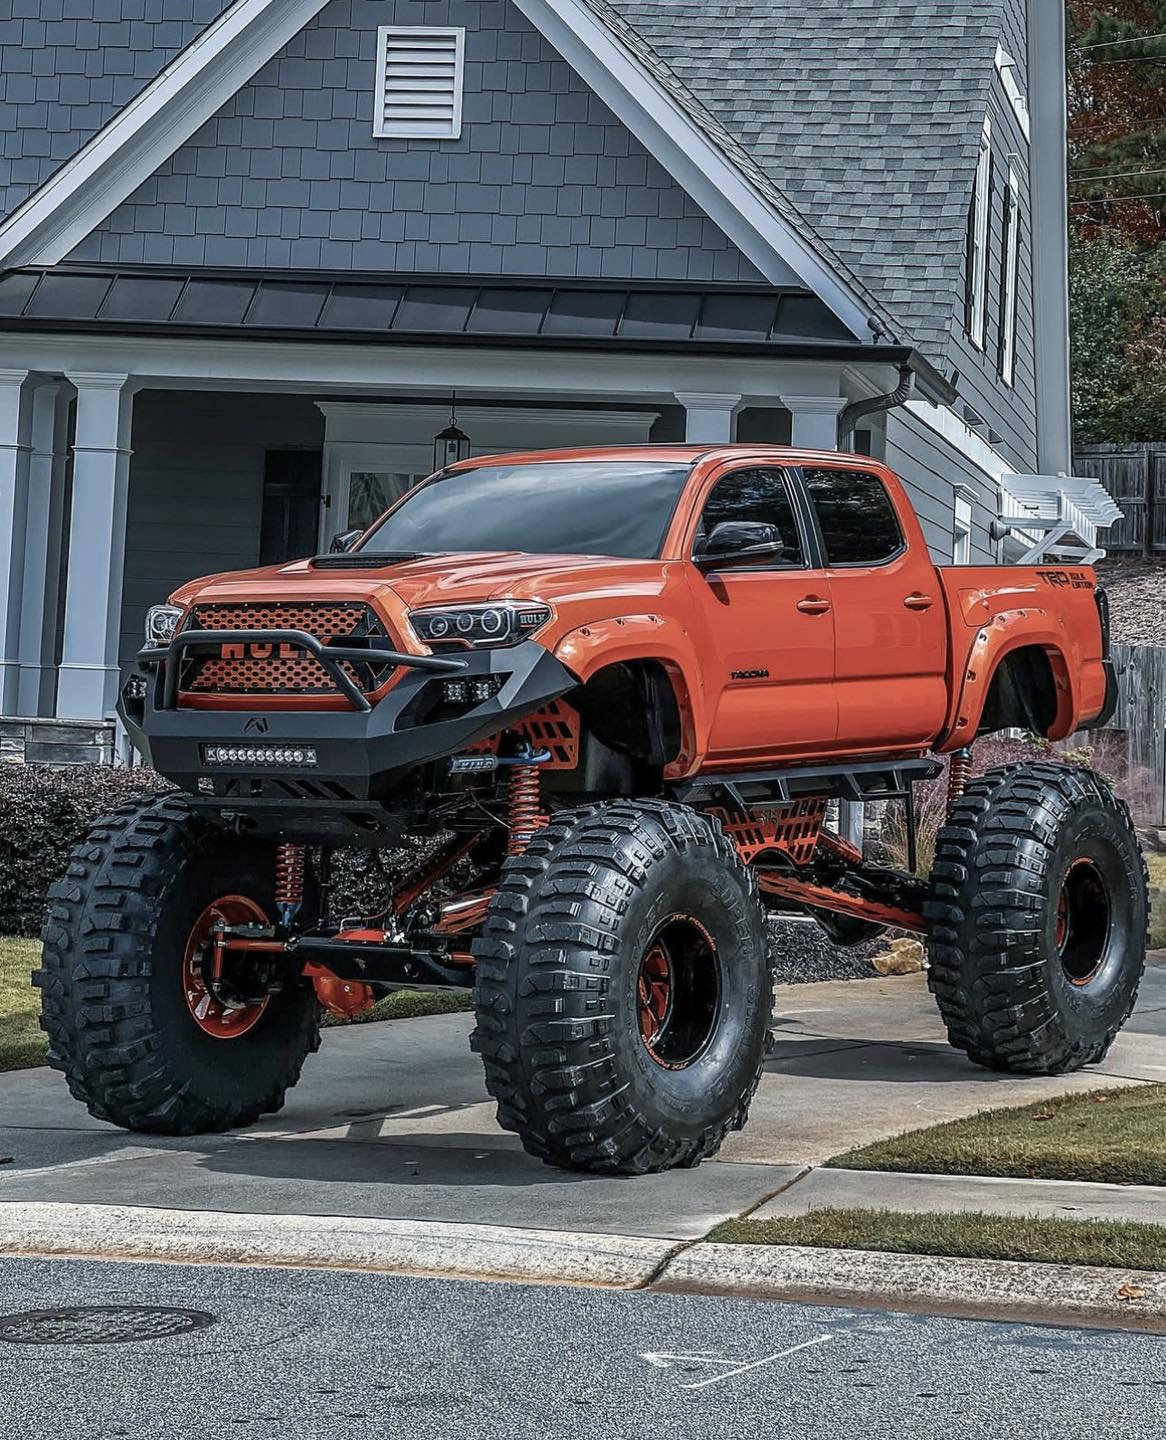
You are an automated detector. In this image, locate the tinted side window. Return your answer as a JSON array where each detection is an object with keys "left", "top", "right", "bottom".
[
  {"left": 803, "top": 468, "right": 903, "bottom": 566},
  {"left": 695, "top": 468, "right": 804, "bottom": 566}
]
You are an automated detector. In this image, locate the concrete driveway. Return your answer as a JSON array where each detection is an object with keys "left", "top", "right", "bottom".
[{"left": 1, "top": 964, "right": 1163, "bottom": 1242}]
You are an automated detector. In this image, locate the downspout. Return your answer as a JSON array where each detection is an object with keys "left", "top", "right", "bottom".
[{"left": 836, "top": 364, "right": 915, "bottom": 451}]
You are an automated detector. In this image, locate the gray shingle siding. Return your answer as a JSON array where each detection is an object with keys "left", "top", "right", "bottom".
[
  {"left": 885, "top": 409, "right": 999, "bottom": 567},
  {"left": 120, "top": 389, "right": 324, "bottom": 664},
  {"left": 0, "top": 0, "right": 234, "bottom": 219},
  {"left": 69, "top": 0, "right": 763, "bottom": 281},
  {"left": 945, "top": 32, "right": 1039, "bottom": 473}
]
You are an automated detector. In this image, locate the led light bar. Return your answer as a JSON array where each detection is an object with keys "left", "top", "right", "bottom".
[{"left": 201, "top": 744, "right": 319, "bottom": 768}]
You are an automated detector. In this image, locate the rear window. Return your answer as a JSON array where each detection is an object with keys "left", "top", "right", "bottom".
[
  {"left": 803, "top": 467, "right": 904, "bottom": 566},
  {"left": 358, "top": 460, "right": 693, "bottom": 560}
]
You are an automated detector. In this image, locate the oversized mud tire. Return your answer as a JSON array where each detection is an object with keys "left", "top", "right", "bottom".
[
  {"left": 472, "top": 800, "right": 773, "bottom": 1174},
  {"left": 35, "top": 795, "right": 321, "bottom": 1134},
  {"left": 925, "top": 763, "right": 1147, "bottom": 1075}
]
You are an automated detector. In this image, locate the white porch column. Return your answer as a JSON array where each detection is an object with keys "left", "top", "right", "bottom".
[
  {"left": 57, "top": 373, "right": 134, "bottom": 721},
  {"left": 17, "top": 382, "right": 70, "bottom": 716},
  {"left": 783, "top": 396, "right": 849, "bottom": 451},
  {"left": 0, "top": 369, "right": 35, "bottom": 714},
  {"left": 675, "top": 392, "right": 742, "bottom": 444}
]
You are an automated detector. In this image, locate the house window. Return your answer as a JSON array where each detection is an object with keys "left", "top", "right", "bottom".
[
  {"left": 374, "top": 26, "right": 465, "bottom": 140},
  {"left": 998, "top": 164, "right": 1022, "bottom": 387},
  {"left": 964, "top": 118, "right": 993, "bottom": 351},
  {"left": 953, "top": 488, "right": 975, "bottom": 565}
]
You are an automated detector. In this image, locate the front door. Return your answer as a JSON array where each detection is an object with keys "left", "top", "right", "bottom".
[
  {"left": 260, "top": 451, "right": 323, "bottom": 565},
  {"left": 685, "top": 465, "right": 837, "bottom": 764},
  {"left": 800, "top": 463, "right": 948, "bottom": 752}
]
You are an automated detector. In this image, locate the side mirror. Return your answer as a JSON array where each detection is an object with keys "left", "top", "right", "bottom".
[
  {"left": 330, "top": 527, "right": 364, "bottom": 555},
  {"left": 694, "top": 520, "right": 786, "bottom": 568}
]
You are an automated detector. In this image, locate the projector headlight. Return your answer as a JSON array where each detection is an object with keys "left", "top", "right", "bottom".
[
  {"left": 408, "top": 601, "right": 552, "bottom": 650},
  {"left": 145, "top": 604, "right": 184, "bottom": 647}
]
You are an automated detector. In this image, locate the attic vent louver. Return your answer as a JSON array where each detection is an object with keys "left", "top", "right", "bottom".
[{"left": 374, "top": 26, "right": 465, "bottom": 140}]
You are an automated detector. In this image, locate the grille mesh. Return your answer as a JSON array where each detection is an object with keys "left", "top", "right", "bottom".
[{"left": 182, "top": 602, "right": 392, "bottom": 697}]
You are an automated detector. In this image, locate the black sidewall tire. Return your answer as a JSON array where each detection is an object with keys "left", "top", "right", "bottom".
[
  {"left": 473, "top": 800, "right": 773, "bottom": 1174},
  {"left": 1040, "top": 803, "right": 1145, "bottom": 1041},
  {"left": 146, "top": 841, "right": 320, "bottom": 1114},
  {"left": 37, "top": 796, "right": 321, "bottom": 1134},
  {"left": 926, "top": 763, "right": 1147, "bottom": 1074},
  {"left": 614, "top": 846, "right": 768, "bottom": 1140}
]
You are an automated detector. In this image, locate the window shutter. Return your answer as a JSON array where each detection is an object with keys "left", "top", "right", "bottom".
[{"left": 374, "top": 27, "right": 465, "bottom": 140}]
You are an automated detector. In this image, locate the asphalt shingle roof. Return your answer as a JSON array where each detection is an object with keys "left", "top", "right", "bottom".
[{"left": 589, "top": 0, "right": 1004, "bottom": 363}]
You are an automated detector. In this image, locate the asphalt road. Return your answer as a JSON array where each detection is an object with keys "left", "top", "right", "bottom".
[{"left": 0, "top": 1257, "right": 1162, "bottom": 1440}]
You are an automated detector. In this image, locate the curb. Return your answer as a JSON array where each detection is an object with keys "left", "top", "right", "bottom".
[
  {"left": 3, "top": 1204, "right": 1165, "bottom": 1332},
  {"left": 654, "top": 1242, "right": 1166, "bottom": 1332},
  {"left": 0, "top": 1203, "right": 677, "bottom": 1289}
]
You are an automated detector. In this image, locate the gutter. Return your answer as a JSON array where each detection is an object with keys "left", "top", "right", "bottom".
[{"left": 837, "top": 354, "right": 957, "bottom": 450}]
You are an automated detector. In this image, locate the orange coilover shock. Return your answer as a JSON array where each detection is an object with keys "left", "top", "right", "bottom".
[
  {"left": 274, "top": 842, "right": 306, "bottom": 928},
  {"left": 946, "top": 747, "right": 974, "bottom": 820},
  {"left": 506, "top": 758, "right": 549, "bottom": 856}
]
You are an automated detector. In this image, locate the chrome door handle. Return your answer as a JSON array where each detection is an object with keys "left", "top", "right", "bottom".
[
  {"left": 796, "top": 596, "right": 832, "bottom": 616},
  {"left": 903, "top": 593, "right": 935, "bottom": 611}
]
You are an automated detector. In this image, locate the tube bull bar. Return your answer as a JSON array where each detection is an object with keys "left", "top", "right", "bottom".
[{"left": 140, "top": 627, "right": 466, "bottom": 713}]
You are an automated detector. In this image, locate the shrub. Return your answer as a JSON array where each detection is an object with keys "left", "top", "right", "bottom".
[
  {"left": 0, "top": 765, "right": 173, "bottom": 937},
  {"left": 0, "top": 764, "right": 462, "bottom": 938},
  {"left": 873, "top": 734, "right": 1152, "bottom": 877}
]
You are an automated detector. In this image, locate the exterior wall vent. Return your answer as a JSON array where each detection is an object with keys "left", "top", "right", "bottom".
[{"left": 374, "top": 26, "right": 465, "bottom": 141}]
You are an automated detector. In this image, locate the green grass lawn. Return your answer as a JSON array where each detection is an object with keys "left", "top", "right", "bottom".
[
  {"left": 1147, "top": 851, "right": 1166, "bottom": 949},
  {"left": 829, "top": 1084, "right": 1166, "bottom": 1187},
  {"left": 0, "top": 934, "right": 471, "bottom": 1072},
  {"left": 0, "top": 936, "right": 45, "bottom": 1073},
  {"left": 323, "top": 989, "right": 472, "bottom": 1026},
  {"left": 710, "top": 1207, "right": 1166, "bottom": 1271}
]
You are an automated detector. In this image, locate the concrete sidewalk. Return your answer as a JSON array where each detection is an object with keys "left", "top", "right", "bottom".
[
  {"left": 1, "top": 964, "right": 1163, "bottom": 1243},
  {"left": 754, "top": 1168, "right": 1166, "bottom": 1225}
]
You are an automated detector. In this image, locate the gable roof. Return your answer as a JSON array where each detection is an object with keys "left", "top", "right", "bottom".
[
  {"left": 0, "top": 0, "right": 235, "bottom": 219},
  {"left": 0, "top": 0, "right": 1001, "bottom": 382},
  {"left": 590, "top": 0, "right": 1005, "bottom": 358}
]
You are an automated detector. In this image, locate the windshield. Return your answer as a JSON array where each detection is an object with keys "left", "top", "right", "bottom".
[{"left": 357, "top": 460, "right": 693, "bottom": 561}]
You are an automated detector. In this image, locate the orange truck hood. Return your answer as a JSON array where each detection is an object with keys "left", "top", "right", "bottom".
[{"left": 170, "top": 551, "right": 674, "bottom": 649}]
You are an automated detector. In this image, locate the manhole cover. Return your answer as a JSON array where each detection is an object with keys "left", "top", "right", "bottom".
[{"left": 0, "top": 1306, "right": 217, "bottom": 1346}]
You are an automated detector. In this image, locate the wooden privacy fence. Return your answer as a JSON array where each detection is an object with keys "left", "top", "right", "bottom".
[
  {"left": 1075, "top": 443, "right": 1166, "bottom": 555},
  {"left": 1094, "top": 642, "right": 1166, "bottom": 827}
]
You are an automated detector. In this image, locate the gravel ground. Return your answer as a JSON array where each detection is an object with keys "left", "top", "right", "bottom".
[
  {"left": 1094, "top": 556, "right": 1166, "bottom": 646},
  {"left": 767, "top": 916, "right": 884, "bottom": 985}
]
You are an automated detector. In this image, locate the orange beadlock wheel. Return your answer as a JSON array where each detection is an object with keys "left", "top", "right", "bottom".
[
  {"left": 182, "top": 895, "right": 273, "bottom": 1040},
  {"left": 634, "top": 914, "right": 721, "bottom": 1070}
]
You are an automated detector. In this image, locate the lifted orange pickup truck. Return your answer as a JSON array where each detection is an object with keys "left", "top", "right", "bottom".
[{"left": 39, "top": 447, "right": 1143, "bottom": 1175}]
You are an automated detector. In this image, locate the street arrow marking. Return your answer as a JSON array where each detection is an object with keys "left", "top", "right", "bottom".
[
  {"left": 640, "top": 1335, "right": 834, "bottom": 1391},
  {"left": 640, "top": 1352, "right": 742, "bottom": 1371},
  {"left": 681, "top": 1335, "right": 833, "bottom": 1391}
]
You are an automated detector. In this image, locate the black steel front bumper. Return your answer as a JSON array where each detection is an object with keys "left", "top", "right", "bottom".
[{"left": 118, "top": 631, "right": 578, "bottom": 813}]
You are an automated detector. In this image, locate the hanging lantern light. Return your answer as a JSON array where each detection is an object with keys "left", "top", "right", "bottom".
[{"left": 433, "top": 392, "right": 472, "bottom": 472}]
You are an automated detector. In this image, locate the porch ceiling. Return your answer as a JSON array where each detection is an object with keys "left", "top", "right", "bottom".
[{"left": 0, "top": 265, "right": 954, "bottom": 401}]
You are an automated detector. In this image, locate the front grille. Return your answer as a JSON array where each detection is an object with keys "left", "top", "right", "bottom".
[{"left": 181, "top": 601, "right": 394, "bottom": 697}]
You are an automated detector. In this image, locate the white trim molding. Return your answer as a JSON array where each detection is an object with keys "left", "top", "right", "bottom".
[
  {"left": 995, "top": 45, "right": 1031, "bottom": 143},
  {"left": 509, "top": 0, "right": 879, "bottom": 340},
  {"left": 966, "top": 116, "right": 993, "bottom": 352},
  {"left": 999, "top": 162, "right": 1022, "bottom": 388},
  {"left": 903, "top": 397, "right": 1012, "bottom": 486},
  {"left": 0, "top": 0, "right": 333, "bottom": 268}
]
